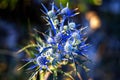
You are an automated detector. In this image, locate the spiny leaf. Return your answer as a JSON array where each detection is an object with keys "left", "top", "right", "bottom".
[
  {"left": 27, "top": 65, "right": 38, "bottom": 70},
  {"left": 16, "top": 44, "right": 38, "bottom": 54},
  {"left": 17, "top": 61, "right": 31, "bottom": 71},
  {"left": 29, "top": 69, "right": 39, "bottom": 80},
  {"left": 41, "top": 3, "right": 48, "bottom": 13}
]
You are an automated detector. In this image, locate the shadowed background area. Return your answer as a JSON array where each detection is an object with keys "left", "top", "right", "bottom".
[{"left": 0, "top": 0, "right": 120, "bottom": 80}]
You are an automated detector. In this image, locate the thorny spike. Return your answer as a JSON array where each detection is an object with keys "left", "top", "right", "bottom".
[
  {"left": 80, "top": 26, "right": 88, "bottom": 31},
  {"left": 41, "top": 3, "right": 48, "bottom": 13},
  {"left": 74, "top": 8, "right": 79, "bottom": 11},
  {"left": 70, "top": 12, "right": 80, "bottom": 17},
  {"left": 60, "top": 2, "right": 63, "bottom": 9},
  {"left": 52, "top": 2, "right": 54, "bottom": 11},
  {"left": 27, "top": 65, "right": 38, "bottom": 70},
  {"left": 48, "top": 17, "right": 56, "bottom": 35},
  {"left": 66, "top": 2, "right": 69, "bottom": 7},
  {"left": 40, "top": 9, "right": 47, "bottom": 15}
]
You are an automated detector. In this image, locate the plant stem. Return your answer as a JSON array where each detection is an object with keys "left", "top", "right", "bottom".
[
  {"left": 40, "top": 72, "right": 44, "bottom": 80},
  {"left": 40, "top": 71, "right": 51, "bottom": 80}
]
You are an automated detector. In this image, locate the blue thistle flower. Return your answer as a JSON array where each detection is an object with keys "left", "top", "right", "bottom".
[
  {"left": 36, "top": 55, "right": 50, "bottom": 71},
  {"left": 68, "top": 22, "right": 76, "bottom": 30},
  {"left": 19, "top": 50, "right": 52, "bottom": 72},
  {"left": 60, "top": 3, "right": 71, "bottom": 16},
  {"left": 18, "top": 2, "right": 90, "bottom": 80},
  {"left": 47, "top": 37, "right": 55, "bottom": 44},
  {"left": 41, "top": 3, "right": 57, "bottom": 35},
  {"left": 64, "top": 41, "right": 73, "bottom": 52},
  {"left": 60, "top": 2, "right": 79, "bottom": 17}
]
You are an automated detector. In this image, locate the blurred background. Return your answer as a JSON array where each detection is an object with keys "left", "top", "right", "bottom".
[{"left": 0, "top": 0, "right": 120, "bottom": 80}]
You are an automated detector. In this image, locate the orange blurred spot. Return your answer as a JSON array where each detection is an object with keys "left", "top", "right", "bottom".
[
  {"left": 90, "top": 16, "right": 101, "bottom": 30},
  {"left": 86, "top": 11, "right": 101, "bottom": 30}
]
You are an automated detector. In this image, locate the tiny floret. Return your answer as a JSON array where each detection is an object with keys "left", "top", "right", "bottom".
[{"left": 68, "top": 22, "right": 76, "bottom": 30}]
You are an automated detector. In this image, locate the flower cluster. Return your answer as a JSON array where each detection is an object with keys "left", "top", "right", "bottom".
[{"left": 18, "top": 2, "right": 89, "bottom": 80}]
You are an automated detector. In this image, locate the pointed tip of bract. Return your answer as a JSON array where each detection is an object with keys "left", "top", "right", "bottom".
[
  {"left": 52, "top": 2, "right": 54, "bottom": 11},
  {"left": 66, "top": 2, "right": 69, "bottom": 7},
  {"left": 41, "top": 3, "right": 48, "bottom": 13}
]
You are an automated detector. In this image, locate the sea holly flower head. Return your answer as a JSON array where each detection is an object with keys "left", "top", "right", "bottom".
[
  {"left": 68, "top": 22, "right": 76, "bottom": 30},
  {"left": 47, "top": 10, "right": 56, "bottom": 18},
  {"left": 72, "top": 31, "right": 81, "bottom": 39},
  {"left": 64, "top": 41, "right": 73, "bottom": 52},
  {"left": 36, "top": 55, "right": 50, "bottom": 70},
  {"left": 60, "top": 2, "right": 71, "bottom": 17},
  {"left": 18, "top": 2, "right": 90, "bottom": 80},
  {"left": 61, "top": 7, "right": 71, "bottom": 16},
  {"left": 47, "top": 37, "right": 55, "bottom": 44}
]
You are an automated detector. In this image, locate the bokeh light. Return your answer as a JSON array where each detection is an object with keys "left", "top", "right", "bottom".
[{"left": 86, "top": 11, "right": 101, "bottom": 30}]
